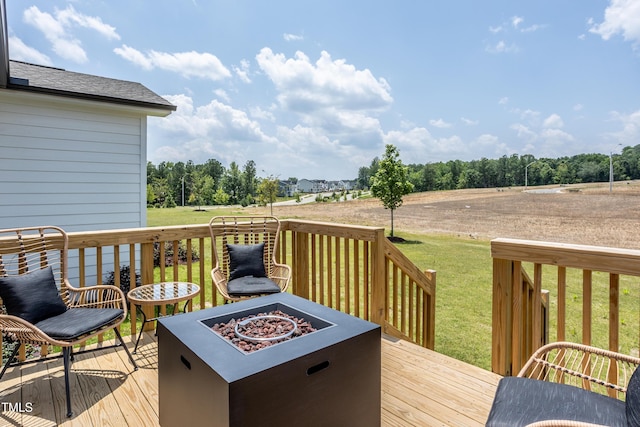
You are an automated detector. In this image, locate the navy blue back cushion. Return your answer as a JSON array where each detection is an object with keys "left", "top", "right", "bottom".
[
  {"left": 0, "top": 266, "right": 67, "bottom": 324},
  {"left": 227, "top": 243, "right": 267, "bottom": 280}
]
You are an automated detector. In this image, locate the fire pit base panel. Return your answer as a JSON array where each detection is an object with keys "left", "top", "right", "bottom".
[{"left": 157, "top": 293, "right": 381, "bottom": 427}]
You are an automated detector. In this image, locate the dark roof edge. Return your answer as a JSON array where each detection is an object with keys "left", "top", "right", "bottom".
[
  {"left": 0, "top": 0, "right": 9, "bottom": 88},
  {"left": 7, "top": 81, "right": 177, "bottom": 113}
]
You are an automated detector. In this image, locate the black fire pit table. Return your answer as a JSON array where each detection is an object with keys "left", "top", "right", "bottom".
[{"left": 157, "top": 292, "right": 381, "bottom": 427}]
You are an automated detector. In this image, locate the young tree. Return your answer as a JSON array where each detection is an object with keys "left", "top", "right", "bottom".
[
  {"left": 189, "top": 170, "right": 215, "bottom": 210},
  {"left": 369, "top": 144, "right": 414, "bottom": 237},
  {"left": 257, "top": 176, "right": 279, "bottom": 215}
]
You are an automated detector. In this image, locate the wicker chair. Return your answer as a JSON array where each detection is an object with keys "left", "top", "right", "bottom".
[
  {"left": 209, "top": 216, "right": 291, "bottom": 302},
  {"left": 486, "top": 341, "right": 640, "bottom": 427},
  {"left": 0, "top": 226, "right": 138, "bottom": 417}
]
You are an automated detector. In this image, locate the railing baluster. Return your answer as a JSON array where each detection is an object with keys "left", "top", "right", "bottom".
[
  {"left": 344, "top": 237, "right": 350, "bottom": 315},
  {"left": 353, "top": 240, "right": 360, "bottom": 318},
  {"left": 583, "top": 270, "right": 592, "bottom": 345},
  {"left": 558, "top": 266, "right": 567, "bottom": 342}
]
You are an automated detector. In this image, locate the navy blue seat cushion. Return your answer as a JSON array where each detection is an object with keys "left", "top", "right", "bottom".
[
  {"left": 227, "top": 276, "right": 281, "bottom": 296},
  {"left": 0, "top": 266, "right": 67, "bottom": 324},
  {"left": 227, "top": 243, "right": 267, "bottom": 281},
  {"left": 628, "top": 366, "right": 640, "bottom": 427},
  {"left": 35, "top": 308, "right": 123, "bottom": 340},
  {"left": 486, "top": 377, "right": 627, "bottom": 427}
]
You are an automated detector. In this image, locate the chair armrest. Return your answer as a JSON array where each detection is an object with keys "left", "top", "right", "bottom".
[
  {"left": 211, "top": 267, "right": 227, "bottom": 287},
  {"left": 0, "top": 314, "right": 71, "bottom": 347},
  {"left": 211, "top": 267, "right": 232, "bottom": 300},
  {"left": 518, "top": 341, "right": 640, "bottom": 397},
  {"left": 270, "top": 263, "right": 291, "bottom": 292},
  {"left": 66, "top": 284, "right": 127, "bottom": 312}
]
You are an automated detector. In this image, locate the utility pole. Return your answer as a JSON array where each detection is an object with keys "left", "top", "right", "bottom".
[
  {"left": 609, "top": 144, "right": 622, "bottom": 193},
  {"left": 525, "top": 161, "right": 536, "bottom": 191}
]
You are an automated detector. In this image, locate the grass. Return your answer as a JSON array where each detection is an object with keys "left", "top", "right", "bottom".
[
  {"left": 144, "top": 207, "right": 639, "bottom": 371},
  {"left": 392, "top": 232, "right": 494, "bottom": 369}
]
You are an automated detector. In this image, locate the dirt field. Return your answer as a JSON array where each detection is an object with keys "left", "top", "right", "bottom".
[{"left": 268, "top": 181, "right": 640, "bottom": 249}]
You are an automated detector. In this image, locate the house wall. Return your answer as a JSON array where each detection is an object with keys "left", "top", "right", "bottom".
[{"left": 0, "top": 89, "right": 148, "bottom": 232}]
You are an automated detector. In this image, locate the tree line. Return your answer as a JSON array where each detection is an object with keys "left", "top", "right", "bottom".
[
  {"left": 357, "top": 144, "right": 640, "bottom": 192},
  {"left": 148, "top": 144, "right": 640, "bottom": 208},
  {"left": 147, "top": 159, "right": 280, "bottom": 208}
]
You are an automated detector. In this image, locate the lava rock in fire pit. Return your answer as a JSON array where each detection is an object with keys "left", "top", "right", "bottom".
[{"left": 210, "top": 310, "right": 317, "bottom": 353}]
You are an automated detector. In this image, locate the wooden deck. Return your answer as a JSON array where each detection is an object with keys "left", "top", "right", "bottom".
[{"left": 0, "top": 333, "right": 501, "bottom": 426}]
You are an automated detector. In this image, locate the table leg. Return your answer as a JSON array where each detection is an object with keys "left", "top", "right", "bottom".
[{"left": 132, "top": 305, "right": 147, "bottom": 354}]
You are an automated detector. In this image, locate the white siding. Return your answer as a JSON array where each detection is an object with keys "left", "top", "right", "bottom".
[{"left": 0, "top": 90, "right": 148, "bottom": 232}]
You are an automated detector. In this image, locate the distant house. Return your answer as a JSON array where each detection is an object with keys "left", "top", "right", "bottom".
[
  {"left": 0, "top": 5, "right": 175, "bottom": 231},
  {"left": 278, "top": 180, "right": 297, "bottom": 197},
  {"left": 297, "top": 179, "right": 327, "bottom": 193}
]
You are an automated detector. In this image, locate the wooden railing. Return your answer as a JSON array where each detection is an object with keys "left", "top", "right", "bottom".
[
  {"left": 491, "top": 238, "right": 640, "bottom": 376},
  {"left": 57, "top": 219, "right": 436, "bottom": 354},
  {"left": 281, "top": 220, "right": 436, "bottom": 349}
]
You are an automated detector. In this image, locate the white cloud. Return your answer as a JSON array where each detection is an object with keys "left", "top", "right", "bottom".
[
  {"left": 150, "top": 94, "right": 278, "bottom": 167},
  {"left": 519, "top": 109, "right": 541, "bottom": 125},
  {"left": 112, "top": 44, "right": 153, "bottom": 70},
  {"left": 213, "top": 89, "right": 230, "bottom": 103},
  {"left": 543, "top": 113, "right": 564, "bottom": 128},
  {"left": 511, "top": 16, "right": 524, "bottom": 29},
  {"left": 589, "top": 0, "right": 640, "bottom": 46},
  {"left": 540, "top": 128, "right": 574, "bottom": 142},
  {"left": 23, "top": 5, "right": 119, "bottom": 63},
  {"left": 429, "top": 118, "right": 452, "bottom": 128},
  {"left": 249, "top": 106, "right": 276, "bottom": 122},
  {"left": 385, "top": 127, "right": 434, "bottom": 153},
  {"left": 608, "top": 110, "right": 640, "bottom": 144},
  {"left": 498, "top": 97, "right": 509, "bottom": 105},
  {"left": 8, "top": 35, "right": 52, "bottom": 65},
  {"left": 114, "top": 45, "right": 231, "bottom": 81},
  {"left": 521, "top": 24, "right": 545, "bottom": 33},
  {"left": 511, "top": 123, "right": 537, "bottom": 142},
  {"left": 55, "top": 5, "right": 120, "bottom": 41},
  {"left": 461, "top": 117, "right": 479, "bottom": 126},
  {"left": 384, "top": 127, "right": 468, "bottom": 162},
  {"left": 255, "top": 48, "right": 393, "bottom": 113},
  {"left": 573, "top": 103, "right": 584, "bottom": 111},
  {"left": 233, "top": 59, "right": 251, "bottom": 83},
  {"left": 283, "top": 33, "right": 304, "bottom": 41},
  {"left": 486, "top": 40, "right": 519, "bottom": 54}
]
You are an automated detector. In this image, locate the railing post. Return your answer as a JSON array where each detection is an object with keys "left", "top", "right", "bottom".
[
  {"left": 139, "top": 241, "right": 155, "bottom": 333},
  {"left": 492, "top": 257, "right": 513, "bottom": 376},
  {"left": 293, "top": 231, "right": 309, "bottom": 299},
  {"left": 424, "top": 269, "right": 436, "bottom": 349},
  {"left": 370, "top": 228, "right": 386, "bottom": 328}
]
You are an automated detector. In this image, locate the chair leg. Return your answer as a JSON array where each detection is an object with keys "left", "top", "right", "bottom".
[
  {"left": 63, "top": 347, "right": 73, "bottom": 418},
  {"left": 0, "top": 342, "right": 21, "bottom": 380},
  {"left": 114, "top": 328, "right": 138, "bottom": 370}
]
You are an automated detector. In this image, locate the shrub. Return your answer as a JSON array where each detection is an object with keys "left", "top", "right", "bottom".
[
  {"left": 104, "top": 265, "right": 141, "bottom": 299},
  {"left": 153, "top": 241, "right": 200, "bottom": 267}
]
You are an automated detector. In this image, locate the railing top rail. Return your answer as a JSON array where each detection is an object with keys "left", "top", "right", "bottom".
[
  {"left": 67, "top": 224, "right": 211, "bottom": 249},
  {"left": 491, "top": 238, "right": 640, "bottom": 276},
  {"left": 280, "top": 219, "right": 383, "bottom": 241},
  {"left": 65, "top": 220, "right": 386, "bottom": 250}
]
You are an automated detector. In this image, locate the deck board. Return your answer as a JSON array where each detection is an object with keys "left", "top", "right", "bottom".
[{"left": 0, "top": 334, "right": 500, "bottom": 426}]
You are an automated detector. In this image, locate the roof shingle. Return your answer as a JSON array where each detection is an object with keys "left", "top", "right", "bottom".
[{"left": 8, "top": 61, "right": 175, "bottom": 114}]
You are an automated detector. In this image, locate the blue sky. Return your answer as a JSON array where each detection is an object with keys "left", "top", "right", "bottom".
[{"left": 6, "top": 1, "right": 640, "bottom": 180}]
